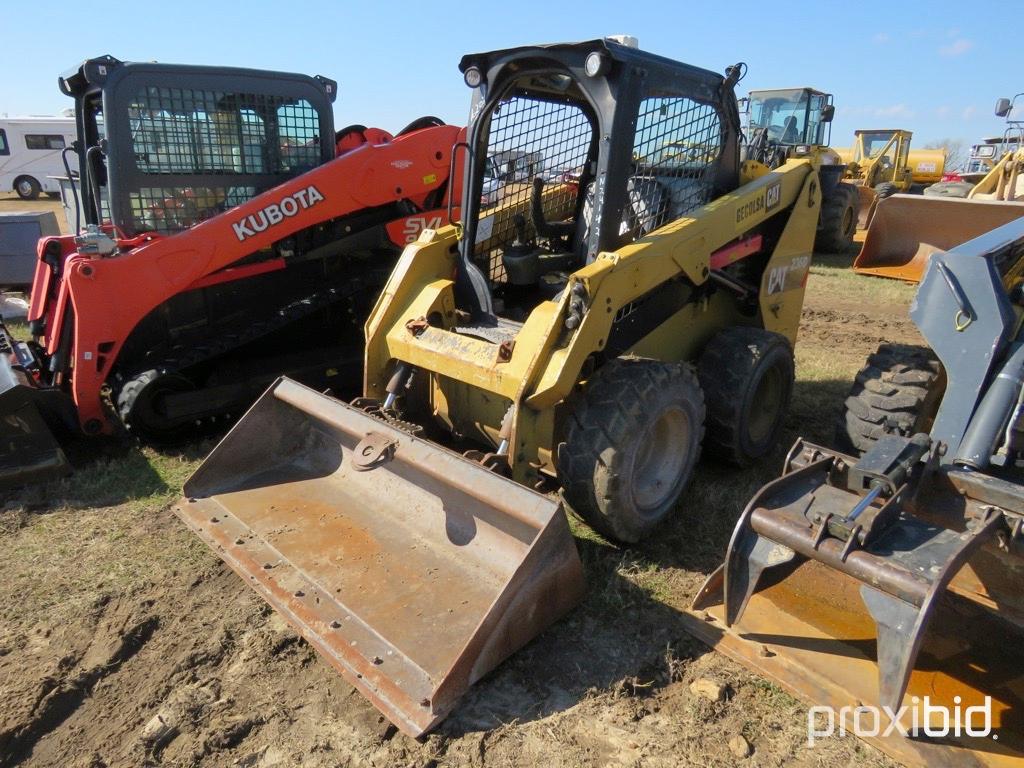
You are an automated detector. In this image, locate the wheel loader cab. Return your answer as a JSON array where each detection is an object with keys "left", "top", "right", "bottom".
[
  {"left": 455, "top": 41, "right": 741, "bottom": 322},
  {"left": 746, "top": 87, "right": 833, "bottom": 149}
]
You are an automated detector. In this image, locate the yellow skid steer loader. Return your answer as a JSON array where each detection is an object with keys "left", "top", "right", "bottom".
[
  {"left": 176, "top": 38, "right": 825, "bottom": 736},
  {"left": 688, "top": 217, "right": 1024, "bottom": 766}
]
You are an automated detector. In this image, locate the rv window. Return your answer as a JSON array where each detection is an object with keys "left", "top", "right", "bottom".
[
  {"left": 0, "top": 130, "right": 8, "bottom": 156},
  {"left": 25, "top": 134, "right": 66, "bottom": 150}
]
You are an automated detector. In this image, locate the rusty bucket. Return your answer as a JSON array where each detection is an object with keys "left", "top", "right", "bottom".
[
  {"left": 174, "top": 377, "right": 584, "bottom": 737},
  {"left": 853, "top": 196, "right": 1024, "bottom": 282}
]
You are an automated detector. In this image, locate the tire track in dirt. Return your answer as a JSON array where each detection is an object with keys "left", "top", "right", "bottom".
[{"left": 0, "top": 598, "right": 158, "bottom": 766}]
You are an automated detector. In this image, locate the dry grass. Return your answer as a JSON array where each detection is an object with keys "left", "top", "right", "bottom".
[
  {"left": 0, "top": 449, "right": 211, "bottom": 627},
  {"left": 808, "top": 252, "right": 917, "bottom": 307},
  {"left": 0, "top": 191, "right": 69, "bottom": 233}
]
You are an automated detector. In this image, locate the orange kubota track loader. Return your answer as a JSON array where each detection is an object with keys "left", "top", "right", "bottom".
[{"left": 0, "top": 56, "right": 462, "bottom": 488}]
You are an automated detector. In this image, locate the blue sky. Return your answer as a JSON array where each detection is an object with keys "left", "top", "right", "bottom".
[{"left": 2, "top": 0, "right": 1018, "bottom": 151}]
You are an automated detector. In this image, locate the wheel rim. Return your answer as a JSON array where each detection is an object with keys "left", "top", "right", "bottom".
[
  {"left": 747, "top": 364, "right": 785, "bottom": 445},
  {"left": 16, "top": 179, "right": 32, "bottom": 196},
  {"left": 842, "top": 205, "right": 855, "bottom": 237},
  {"left": 631, "top": 406, "right": 691, "bottom": 514}
]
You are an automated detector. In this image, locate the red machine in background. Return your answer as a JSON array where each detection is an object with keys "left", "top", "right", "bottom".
[{"left": 0, "top": 55, "right": 463, "bottom": 487}]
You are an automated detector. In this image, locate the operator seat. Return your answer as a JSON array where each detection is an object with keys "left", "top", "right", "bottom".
[{"left": 780, "top": 116, "right": 799, "bottom": 144}]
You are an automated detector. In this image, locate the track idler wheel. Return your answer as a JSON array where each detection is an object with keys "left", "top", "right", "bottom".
[{"left": 117, "top": 369, "right": 199, "bottom": 445}]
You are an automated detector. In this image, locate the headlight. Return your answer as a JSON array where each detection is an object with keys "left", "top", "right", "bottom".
[
  {"left": 585, "top": 52, "right": 610, "bottom": 78},
  {"left": 463, "top": 67, "right": 483, "bottom": 88}
]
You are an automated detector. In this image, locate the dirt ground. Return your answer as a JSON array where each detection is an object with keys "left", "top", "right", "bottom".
[
  {"left": 0, "top": 221, "right": 919, "bottom": 767},
  {"left": 0, "top": 193, "right": 69, "bottom": 234}
]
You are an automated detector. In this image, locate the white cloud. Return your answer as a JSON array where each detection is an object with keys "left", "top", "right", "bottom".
[
  {"left": 935, "top": 105, "right": 951, "bottom": 118},
  {"left": 962, "top": 105, "right": 977, "bottom": 120},
  {"left": 940, "top": 38, "right": 974, "bottom": 56},
  {"left": 874, "top": 104, "right": 916, "bottom": 119},
  {"left": 872, "top": 32, "right": 890, "bottom": 44}
]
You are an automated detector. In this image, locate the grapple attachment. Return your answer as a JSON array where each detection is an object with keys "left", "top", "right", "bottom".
[
  {"left": 0, "top": 328, "right": 71, "bottom": 490},
  {"left": 853, "top": 195, "right": 1024, "bottom": 282},
  {"left": 174, "top": 377, "right": 584, "bottom": 737},
  {"left": 687, "top": 439, "right": 1024, "bottom": 765}
]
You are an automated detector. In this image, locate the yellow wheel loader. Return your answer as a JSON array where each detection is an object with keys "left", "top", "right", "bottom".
[
  {"left": 841, "top": 129, "right": 917, "bottom": 229},
  {"left": 175, "top": 38, "right": 824, "bottom": 736},
  {"left": 743, "top": 87, "right": 858, "bottom": 253},
  {"left": 854, "top": 96, "right": 1024, "bottom": 282},
  {"left": 687, "top": 217, "right": 1024, "bottom": 766},
  {"left": 836, "top": 145, "right": 945, "bottom": 187}
]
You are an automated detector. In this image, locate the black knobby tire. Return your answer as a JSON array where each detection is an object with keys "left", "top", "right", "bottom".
[
  {"left": 815, "top": 182, "right": 859, "bottom": 253},
  {"left": 14, "top": 176, "right": 41, "bottom": 200},
  {"left": 697, "top": 327, "right": 795, "bottom": 467},
  {"left": 874, "top": 181, "right": 898, "bottom": 199},
  {"left": 559, "top": 358, "right": 705, "bottom": 544},
  {"left": 117, "top": 368, "right": 198, "bottom": 445},
  {"left": 835, "top": 343, "right": 944, "bottom": 455}
]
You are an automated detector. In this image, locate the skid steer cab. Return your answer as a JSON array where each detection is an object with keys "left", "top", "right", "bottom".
[
  {"left": 0, "top": 55, "right": 462, "bottom": 489},
  {"left": 181, "top": 38, "right": 826, "bottom": 736}
]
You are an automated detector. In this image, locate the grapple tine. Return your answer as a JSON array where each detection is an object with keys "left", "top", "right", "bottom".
[
  {"left": 718, "top": 451, "right": 828, "bottom": 625},
  {"left": 859, "top": 510, "right": 1005, "bottom": 712}
]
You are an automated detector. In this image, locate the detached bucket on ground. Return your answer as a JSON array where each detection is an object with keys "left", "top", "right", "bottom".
[{"left": 174, "top": 377, "right": 584, "bottom": 736}]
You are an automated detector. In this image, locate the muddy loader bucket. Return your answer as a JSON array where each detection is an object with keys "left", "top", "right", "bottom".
[
  {"left": 853, "top": 196, "right": 1024, "bottom": 281},
  {"left": 174, "top": 377, "right": 584, "bottom": 737},
  {"left": 0, "top": 356, "right": 71, "bottom": 490}
]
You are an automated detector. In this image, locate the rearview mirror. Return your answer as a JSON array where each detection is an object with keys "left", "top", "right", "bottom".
[
  {"left": 995, "top": 97, "right": 1012, "bottom": 117},
  {"left": 821, "top": 105, "right": 835, "bottom": 123}
]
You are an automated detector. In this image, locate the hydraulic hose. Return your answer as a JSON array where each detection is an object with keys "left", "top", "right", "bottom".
[{"left": 61, "top": 146, "right": 81, "bottom": 234}]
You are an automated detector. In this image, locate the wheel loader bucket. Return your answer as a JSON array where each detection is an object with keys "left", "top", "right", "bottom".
[
  {"left": 684, "top": 440, "right": 1024, "bottom": 766},
  {"left": 173, "top": 377, "right": 584, "bottom": 737},
  {"left": 853, "top": 196, "right": 1024, "bottom": 282},
  {"left": 0, "top": 355, "right": 71, "bottom": 490}
]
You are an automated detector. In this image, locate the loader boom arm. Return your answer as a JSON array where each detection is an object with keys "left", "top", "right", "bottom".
[{"left": 34, "top": 123, "right": 463, "bottom": 432}]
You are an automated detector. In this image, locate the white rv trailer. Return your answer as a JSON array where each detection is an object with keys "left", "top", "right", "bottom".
[{"left": 0, "top": 116, "right": 77, "bottom": 199}]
